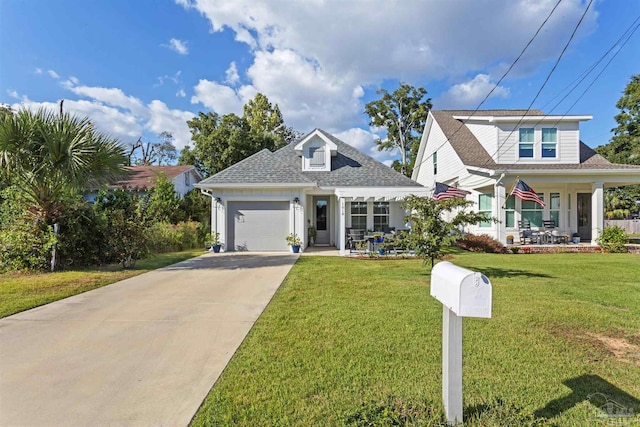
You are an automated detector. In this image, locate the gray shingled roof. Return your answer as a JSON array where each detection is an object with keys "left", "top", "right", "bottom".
[
  {"left": 431, "top": 110, "right": 640, "bottom": 171},
  {"left": 198, "top": 149, "right": 314, "bottom": 185},
  {"left": 198, "top": 129, "right": 423, "bottom": 187}
]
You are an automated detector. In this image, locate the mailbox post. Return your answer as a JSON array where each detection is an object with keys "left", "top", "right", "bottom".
[{"left": 430, "top": 262, "right": 492, "bottom": 426}]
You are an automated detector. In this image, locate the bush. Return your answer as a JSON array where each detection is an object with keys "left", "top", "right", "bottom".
[
  {"left": 597, "top": 225, "right": 628, "bottom": 253},
  {"left": 0, "top": 219, "right": 57, "bottom": 271},
  {"left": 458, "top": 234, "right": 505, "bottom": 253},
  {"left": 146, "top": 221, "right": 204, "bottom": 254}
]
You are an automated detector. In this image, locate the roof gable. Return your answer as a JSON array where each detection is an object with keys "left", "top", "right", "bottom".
[
  {"left": 197, "top": 129, "right": 423, "bottom": 188},
  {"left": 109, "top": 165, "right": 198, "bottom": 190}
]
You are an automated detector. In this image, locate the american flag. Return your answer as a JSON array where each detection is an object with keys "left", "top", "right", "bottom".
[
  {"left": 511, "top": 179, "right": 545, "bottom": 207},
  {"left": 432, "top": 182, "right": 471, "bottom": 201}
]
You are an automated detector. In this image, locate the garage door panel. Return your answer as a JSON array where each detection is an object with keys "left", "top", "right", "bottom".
[{"left": 227, "top": 201, "right": 290, "bottom": 251}]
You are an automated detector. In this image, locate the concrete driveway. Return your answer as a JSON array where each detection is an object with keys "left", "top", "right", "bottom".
[{"left": 0, "top": 252, "right": 297, "bottom": 426}]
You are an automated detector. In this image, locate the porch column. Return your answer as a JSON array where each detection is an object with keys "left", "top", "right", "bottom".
[
  {"left": 494, "top": 181, "right": 506, "bottom": 244},
  {"left": 339, "top": 197, "right": 346, "bottom": 256},
  {"left": 591, "top": 181, "right": 604, "bottom": 245}
]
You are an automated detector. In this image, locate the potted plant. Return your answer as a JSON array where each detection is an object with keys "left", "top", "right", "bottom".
[
  {"left": 572, "top": 232, "right": 581, "bottom": 244},
  {"left": 209, "top": 232, "right": 222, "bottom": 253},
  {"left": 286, "top": 233, "right": 302, "bottom": 253},
  {"left": 506, "top": 235, "right": 514, "bottom": 245},
  {"left": 373, "top": 233, "right": 384, "bottom": 243},
  {"left": 308, "top": 226, "right": 317, "bottom": 246}
]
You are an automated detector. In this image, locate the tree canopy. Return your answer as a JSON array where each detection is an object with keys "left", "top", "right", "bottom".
[
  {"left": 0, "top": 108, "right": 126, "bottom": 224},
  {"left": 128, "top": 131, "right": 178, "bottom": 166},
  {"left": 364, "top": 83, "right": 432, "bottom": 176},
  {"left": 596, "top": 74, "right": 640, "bottom": 165},
  {"left": 595, "top": 74, "right": 640, "bottom": 218},
  {"left": 179, "top": 93, "right": 299, "bottom": 176}
]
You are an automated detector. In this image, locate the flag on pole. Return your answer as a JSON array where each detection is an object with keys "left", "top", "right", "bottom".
[
  {"left": 432, "top": 182, "right": 471, "bottom": 201},
  {"left": 511, "top": 179, "right": 545, "bottom": 207}
]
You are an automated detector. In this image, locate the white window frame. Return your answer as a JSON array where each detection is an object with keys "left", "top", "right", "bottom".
[
  {"left": 518, "top": 128, "right": 534, "bottom": 158},
  {"left": 541, "top": 128, "right": 557, "bottom": 158},
  {"left": 373, "top": 202, "right": 389, "bottom": 232},
  {"left": 309, "top": 145, "right": 325, "bottom": 167},
  {"left": 478, "top": 193, "right": 493, "bottom": 228},
  {"left": 350, "top": 201, "right": 367, "bottom": 230}
]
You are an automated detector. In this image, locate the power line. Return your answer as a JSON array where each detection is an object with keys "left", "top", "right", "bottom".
[{"left": 412, "top": 0, "right": 563, "bottom": 174}]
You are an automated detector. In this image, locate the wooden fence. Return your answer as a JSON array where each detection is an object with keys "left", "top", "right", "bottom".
[{"left": 604, "top": 219, "right": 640, "bottom": 234}]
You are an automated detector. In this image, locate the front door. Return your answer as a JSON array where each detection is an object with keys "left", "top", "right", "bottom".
[
  {"left": 314, "top": 196, "right": 330, "bottom": 245},
  {"left": 577, "top": 193, "right": 592, "bottom": 241}
]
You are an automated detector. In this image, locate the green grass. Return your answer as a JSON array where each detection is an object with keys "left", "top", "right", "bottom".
[
  {"left": 191, "top": 251, "right": 640, "bottom": 426},
  {"left": 0, "top": 249, "right": 203, "bottom": 318}
]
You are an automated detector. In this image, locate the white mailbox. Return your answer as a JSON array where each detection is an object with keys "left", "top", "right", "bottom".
[{"left": 431, "top": 261, "right": 492, "bottom": 318}]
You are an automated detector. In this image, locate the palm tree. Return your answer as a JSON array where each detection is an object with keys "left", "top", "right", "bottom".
[{"left": 0, "top": 108, "right": 127, "bottom": 224}]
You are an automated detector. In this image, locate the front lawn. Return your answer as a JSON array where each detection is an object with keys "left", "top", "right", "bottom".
[
  {"left": 0, "top": 249, "right": 203, "bottom": 318},
  {"left": 191, "top": 251, "right": 640, "bottom": 426}
]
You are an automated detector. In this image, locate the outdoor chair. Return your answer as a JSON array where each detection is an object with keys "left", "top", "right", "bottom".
[
  {"left": 349, "top": 229, "right": 367, "bottom": 253},
  {"left": 518, "top": 219, "right": 535, "bottom": 244}
]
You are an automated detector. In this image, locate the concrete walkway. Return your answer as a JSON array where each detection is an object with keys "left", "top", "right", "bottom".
[{"left": 0, "top": 252, "right": 297, "bottom": 426}]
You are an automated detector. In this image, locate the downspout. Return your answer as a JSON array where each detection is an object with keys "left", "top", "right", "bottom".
[{"left": 199, "top": 188, "right": 216, "bottom": 238}]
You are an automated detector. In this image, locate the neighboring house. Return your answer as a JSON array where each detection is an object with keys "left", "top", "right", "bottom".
[
  {"left": 412, "top": 109, "right": 640, "bottom": 245},
  {"left": 195, "top": 129, "right": 430, "bottom": 254},
  {"left": 85, "top": 165, "right": 202, "bottom": 201}
]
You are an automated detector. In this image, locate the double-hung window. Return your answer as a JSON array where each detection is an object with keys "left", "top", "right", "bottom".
[
  {"left": 433, "top": 151, "right": 438, "bottom": 175},
  {"left": 549, "top": 193, "right": 560, "bottom": 226},
  {"left": 519, "top": 128, "right": 534, "bottom": 158},
  {"left": 521, "top": 194, "right": 544, "bottom": 227},
  {"left": 478, "top": 193, "right": 493, "bottom": 228},
  {"left": 504, "top": 195, "right": 516, "bottom": 228},
  {"left": 350, "top": 202, "right": 367, "bottom": 230},
  {"left": 373, "top": 202, "right": 389, "bottom": 232},
  {"left": 542, "top": 128, "right": 557, "bottom": 158}
]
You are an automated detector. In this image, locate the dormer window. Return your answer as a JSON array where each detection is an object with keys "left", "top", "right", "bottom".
[
  {"left": 294, "top": 130, "right": 337, "bottom": 172},
  {"left": 309, "top": 146, "right": 325, "bottom": 167}
]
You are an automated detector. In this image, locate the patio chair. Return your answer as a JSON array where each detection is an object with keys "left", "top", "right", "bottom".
[
  {"left": 518, "top": 219, "right": 534, "bottom": 244},
  {"left": 349, "top": 229, "right": 367, "bottom": 253}
]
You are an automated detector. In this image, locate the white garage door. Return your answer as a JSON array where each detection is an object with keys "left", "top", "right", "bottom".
[{"left": 227, "top": 201, "right": 290, "bottom": 251}]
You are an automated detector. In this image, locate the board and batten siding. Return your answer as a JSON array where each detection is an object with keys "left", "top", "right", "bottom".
[{"left": 496, "top": 122, "right": 580, "bottom": 164}]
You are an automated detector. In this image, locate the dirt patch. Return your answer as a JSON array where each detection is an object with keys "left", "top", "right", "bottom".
[{"left": 586, "top": 333, "right": 640, "bottom": 365}]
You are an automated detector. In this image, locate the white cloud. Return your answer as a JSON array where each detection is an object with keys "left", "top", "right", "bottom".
[
  {"left": 34, "top": 68, "right": 43, "bottom": 75},
  {"left": 191, "top": 79, "right": 247, "bottom": 115},
  {"left": 437, "top": 74, "right": 510, "bottom": 109},
  {"left": 176, "top": 88, "right": 186, "bottom": 98},
  {"left": 164, "top": 38, "right": 189, "bottom": 55},
  {"left": 179, "top": 0, "right": 597, "bottom": 136},
  {"left": 69, "top": 76, "right": 79, "bottom": 85},
  {"left": 224, "top": 62, "right": 239, "bottom": 85},
  {"left": 47, "top": 70, "right": 60, "bottom": 79},
  {"left": 11, "top": 80, "right": 196, "bottom": 150},
  {"left": 7, "top": 90, "right": 20, "bottom": 100}
]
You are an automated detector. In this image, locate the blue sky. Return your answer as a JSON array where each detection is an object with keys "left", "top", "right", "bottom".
[{"left": 1, "top": 0, "right": 639, "bottom": 165}]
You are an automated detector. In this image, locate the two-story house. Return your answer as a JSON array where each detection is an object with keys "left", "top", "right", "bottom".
[
  {"left": 412, "top": 110, "right": 640, "bottom": 244},
  {"left": 195, "top": 129, "right": 430, "bottom": 253}
]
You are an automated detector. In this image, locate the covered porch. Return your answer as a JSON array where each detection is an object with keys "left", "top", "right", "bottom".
[{"left": 302, "top": 187, "right": 430, "bottom": 256}]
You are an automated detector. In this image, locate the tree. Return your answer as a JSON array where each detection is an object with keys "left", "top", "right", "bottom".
[
  {"left": 397, "top": 195, "right": 494, "bottom": 267},
  {"left": 179, "top": 93, "right": 300, "bottom": 176},
  {"left": 364, "top": 83, "right": 432, "bottom": 176},
  {"left": 596, "top": 74, "right": 640, "bottom": 165},
  {"left": 595, "top": 74, "right": 640, "bottom": 217},
  {"left": 128, "top": 131, "right": 178, "bottom": 166},
  {"left": 0, "top": 108, "right": 126, "bottom": 225},
  {"left": 145, "top": 173, "right": 181, "bottom": 223}
]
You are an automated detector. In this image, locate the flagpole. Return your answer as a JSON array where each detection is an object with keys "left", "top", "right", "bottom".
[{"left": 501, "top": 176, "right": 519, "bottom": 209}]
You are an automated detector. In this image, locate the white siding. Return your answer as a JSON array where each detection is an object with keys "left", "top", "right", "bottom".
[
  {"left": 497, "top": 122, "right": 580, "bottom": 164},
  {"left": 465, "top": 122, "right": 498, "bottom": 162},
  {"left": 172, "top": 169, "right": 201, "bottom": 198},
  {"left": 414, "top": 118, "right": 466, "bottom": 188}
]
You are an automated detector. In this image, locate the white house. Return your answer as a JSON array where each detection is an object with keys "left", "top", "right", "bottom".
[
  {"left": 412, "top": 110, "right": 640, "bottom": 245},
  {"left": 85, "top": 165, "right": 202, "bottom": 201},
  {"left": 195, "top": 129, "right": 430, "bottom": 254}
]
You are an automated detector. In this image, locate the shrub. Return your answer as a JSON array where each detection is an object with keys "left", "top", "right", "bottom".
[
  {"left": 457, "top": 234, "right": 505, "bottom": 253},
  {"left": 146, "top": 221, "right": 203, "bottom": 254},
  {"left": 0, "top": 219, "right": 57, "bottom": 271},
  {"left": 597, "top": 225, "right": 628, "bottom": 253}
]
